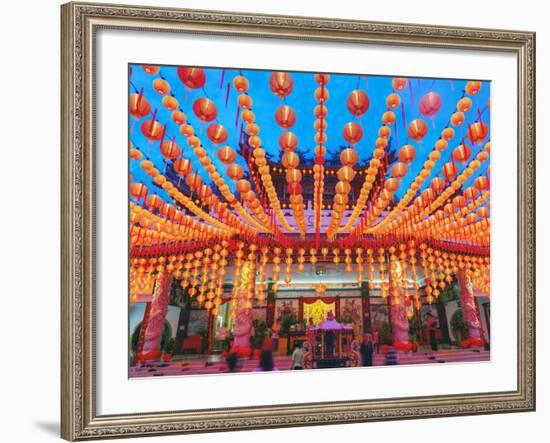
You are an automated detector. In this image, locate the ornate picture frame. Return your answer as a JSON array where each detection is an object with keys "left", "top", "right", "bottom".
[{"left": 61, "top": 1, "right": 535, "bottom": 440}]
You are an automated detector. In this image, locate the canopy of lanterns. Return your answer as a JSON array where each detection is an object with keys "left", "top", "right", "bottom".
[{"left": 129, "top": 65, "right": 491, "bottom": 317}]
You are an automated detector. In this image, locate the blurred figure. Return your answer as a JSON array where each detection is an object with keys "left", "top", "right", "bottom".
[
  {"left": 271, "top": 318, "right": 281, "bottom": 353},
  {"left": 291, "top": 341, "right": 303, "bottom": 370},
  {"left": 302, "top": 341, "right": 314, "bottom": 369},
  {"left": 255, "top": 349, "right": 278, "bottom": 371},
  {"left": 426, "top": 312, "right": 438, "bottom": 352},
  {"left": 384, "top": 346, "right": 399, "bottom": 365},
  {"left": 360, "top": 333, "right": 374, "bottom": 366},
  {"left": 226, "top": 352, "right": 240, "bottom": 372},
  {"left": 372, "top": 329, "right": 380, "bottom": 353}
]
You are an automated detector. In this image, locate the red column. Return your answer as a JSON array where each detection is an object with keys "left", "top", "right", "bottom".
[{"left": 457, "top": 270, "right": 484, "bottom": 347}]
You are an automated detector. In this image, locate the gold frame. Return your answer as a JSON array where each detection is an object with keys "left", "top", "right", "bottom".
[{"left": 61, "top": 1, "right": 536, "bottom": 440}]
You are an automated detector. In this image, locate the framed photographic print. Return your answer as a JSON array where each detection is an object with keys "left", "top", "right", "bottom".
[{"left": 61, "top": 1, "right": 536, "bottom": 440}]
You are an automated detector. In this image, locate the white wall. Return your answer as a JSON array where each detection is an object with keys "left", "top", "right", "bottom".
[{"left": 0, "top": 0, "right": 547, "bottom": 442}]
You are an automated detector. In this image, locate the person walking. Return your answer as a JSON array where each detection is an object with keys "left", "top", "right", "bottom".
[{"left": 360, "top": 334, "right": 374, "bottom": 366}]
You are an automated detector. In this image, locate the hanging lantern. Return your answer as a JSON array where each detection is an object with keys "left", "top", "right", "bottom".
[
  {"left": 465, "top": 81, "right": 482, "bottom": 95},
  {"left": 142, "top": 65, "right": 159, "bottom": 75},
  {"left": 421, "top": 188, "right": 435, "bottom": 204},
  {"left": 129, "top": 93, "right": 151, "bottom": 119},
  {"left": 451, "top": 143, "right": 472, "bottom": 163},
  {"left": 193, "top": 98, "right": 217, "bottom": 122},
  {"left": 407, "top": 119, "right": 428, "bottom": 142},
  {"left": 391, "top": 162, "right": 408, "bottom": 179},
  {"left": 314, "top": 87, "right": 329, "bottom": 103},
  {"left": 197, "top": 184, "right": 213, "bottom": 200},
  {"left": 179, "top": 124, "right": 194, "bottom": 138},
  {"left": 346, "top": 90, "right": 370, "bottom": 116},
  {"left": 145, "top": 194, "right": 163, "bottom": 210},
  {"left": 477, "top": 207, "right": 489, "bottom": 218},
  {"left": 177, "top": 67, "right": 206, "bottom": 89},
  {"left": 314, "top": 118, "right": 328, "bottom": 133},
  {"left": 314, "top": 73, "right": 330, "bottom": 85},
  {"left": 457, "top": 97, "right": 473, "bottom": 112},
  {"left": 288, "top": 182, "right": 303, "bottom": 195},
  {"left": 173, "top": 158, "right": 192, "bottom": 176},
  {"left": 269, "top": 72, "right": 293, "bottom": 97},
  {"left": 342, "top": 122, "right": 363, "bottom": 145},
  {"left": 379, "top": 126, "right": 391, "bottom": 138},
  {"left": 185, "top": 173, "right": 203, "bottom": 190},
  {"left": 463, "top": 186, "right": 479, "bottom": 200},
  {"left": 206, "top": 123, "right": 228, "bottom": 144},
  {"left": 159, "top": 140, "right": 181, "bottom": 160},
  {"left": 279, "top": 131, "right": 298, "bottom": 152},
  {"left": 392, "top": 77, "right": 408, "bottom": 91},
  {"left": 398, "top": 145, "right": 416, "bottom": 164},
  {"left": 236, "top": 180, "right": 252, "bottom": 195},
  {"left": 162, "top": 95, "right": 178, "bottom": 111},
  {"left": 466, "top": 122, "right": 489, "bottom": 144},
  {"left": 226, "top": 163, "right": 244, "bottom": 180},
  {"left": 153, "top": 78, "right": 170, "bottom": 95},
  {"left": 474, "top": 176, "right": 490, "bottom": 190},
  {"left": 384, "top": 178, "right": 399, "bottom": 192},
  {"left": 237, "top": 94, "right": 253, "bottom": 110},
  {"left": 340, "top": 148, "right": 359, "bottom": 166},
  {"left": 442, "top": 162, "right": 459, "bottom": 181},
  {"left": 450, "top": 112, "right": 465, "bottom": 126},
  {"left": 233, "top": 75, "right": 249, "bottom": 93},
  {"left": 435, "top": 139, "right": 448, "bottom": 151},
  {"left": 386, "top": 93, "right": 401, "bottom": 110},
  {"left": 452, "top": 195, "right": 467, "bottom": 208},
  {"left": 335, "top": 181, "right": 351, "bottom": 194},
  {"left": 172, "top": 111, "right": 186, "bottom": 125},
  {"left": 130, "top": 183, "right": 148, "bottom": 199},
  {"left": 419, "top": 92, "right": 442, "bottom": 118},
  {"left": 217, "top": 146, "right": 237, "bottom": 165},
  {"left": 140, "top": 119, "right": 164, "bottom": 141},
  {"left": 274, "top": 105, "right": 297, "bottom": 128},
  {"left": 285, "top": 169, "right": 302, "bottom": 184},
  {"left": 382, "top": 111, "right": 396, "bottom": 125},
  {"left": 281, "top": 152, "right": 300, "bottom": 169},
  {"left": 441, "top": 127, "right": 455, "bottom": 141},
  {"left": 314, "top": 105, "right": 328, "bottom": 119},
  {"left": 430, "top": 177, "right": 446, "bottom": 194},
  {"left": 337, "top": 166, "right": 356, "bottom": 182}
]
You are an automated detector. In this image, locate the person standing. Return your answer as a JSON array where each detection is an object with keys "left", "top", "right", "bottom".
[
  {"left": 427, "top": 313, "right": 438, "bottom": 352},
  {"left": 360, "top": 334, "right": 374, "bottom": 366},
  {"left": 384, "top": 346, "right": 399, "bottom": 365},
  {"left": 271, "top": 318, "right": 281, "bottom": 354},
  {"left": 291, "top": 342, "right": 303, "bottom": 370}
]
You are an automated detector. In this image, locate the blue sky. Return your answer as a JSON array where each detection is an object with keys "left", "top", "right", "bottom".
[{"left": 129, "top": 64, "right": 490, "bottom": 209}]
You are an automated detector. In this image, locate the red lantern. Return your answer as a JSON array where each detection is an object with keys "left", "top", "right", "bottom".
[
  {"left": 430, "top": 177, "right": 446, "bottom": 194},
  {"left": 233, "top": 75, "right": 249, "bottom": 93},
  {"left": 153, "top": 78, "right": 170, "bottom": 95},
  {"left": 407, "top": 119, "right": 428, "bottom": 142},
  {"left": 129, "top": 93, "right": 151, "bottom": 119},
  {"left": 279, "top": 132, "right": 298, "bottom": 152},
  {"left": 474, "top": 176, "right": 490, "bottom": 190},
  {"left": 275, "top": 105, "right": 296, "bottom": 129},
  {"left": 269, "top": 72, "right": 293, "bottom": 97},
  {"left": 342, "top": 122, "right": 363, "bottom": 145},
  {"left": 314, "top": 118, "right": 328, "bottom": 133},
  {"left": 384, "top": 178, "right": 399, "bottom": 192},
  {"left": 441, "top": 127, "right": 455, "bottom": 141},
  {"left": 477, "top": 207, "right": 489, "bottom": 218},
  {"left": 237, "top": 94, "right": 253, "bottom": 110},
  {"left": 177, "top": 67, "right": 206, "bottom": 89},
  {"left": 287, "top": 183, "right": 303, "bottom": 195},
  {"left": 465, "top": 81, "right": 482, "bottom": 96},
  {"left": 421, "top": 188, "right": 435, "bottom": 204},
  {"left": 145, "top": 194, "right": 163, "bottom": 210},
  {"left": 398, "top": 145, "right": 416, "bottom": 164},
  {"left": 452, "top": 196, "right": 467, "bottom": 208},
  {"left": 197, "top": 184, "right": 213, "bottom": 200},
  {"left": 130, "top": 183, "right": 148, "bottom": 200},
  {"left": 185, "top": 173, "right": 203, "bottom": 191},
  {"left": 442, "top": 162, "right": 459, "bottom": 181},
  {"left": 281, "top": 152, "right": 300, "bottom": 169},
  {"left": 226, "top": 163, "right": 244, "bottom": 180},
  {"left": 142, "top": 65, "right": 159, "bottom": 75},
  {"left": 217, "top": 146, "right": 237, "bottom": 165},
  {"left": 346, "top": 90, "right": 370, "bottom": 116},
  {"left": 206, "top": 123, "right": 228, "bottom": 144},
  {"left": 162, "top": 96, "right": 178, "bottom": 111},
  {"left": 314, "top": 73, "right": 330, "bottom": 85},
  {"left": 463, "top": 187, "right": 479, "bottom": 200},
  {"left": 140, "top": 119, "right": 165, "bottom": 141},
  {"left": 172, "top": 111, "right": 186, "bottom": 125},
  {"left": 379, "top": 126, "right": 391, "bottom": 138},
  {"left": 314, "top": 87, "right": 329, "bottom": 103},
  {"left": 173, "top": 158, "right": 192, "bottom": 176},
  {"left": 337, "top": 166, "right": 356, "bottom": 182},
  {"left": 285, "top": 169, "right": 302, "bottom": 184},
  {"left": 236, "top": 179, "right": 251, "bottom": 194},
  {"left": 419, "top": 92, "right": 442, "bottom": 118},
  {"left": 193, "top": 98, "right": 217, "bottom": 122},
  {"left": 466, "top": 122, "right": 489, "bottom": 144},
  {"left": 386, "top": 93, "right": 401, "bottom": 110},
  {"left": 392, "top": 78, "right": 408, "bottom": 91},
  {"left": 382, "top": 111, "right": 396, "bottom": 125},
  {"left": 314, "top": 105, "right": 328, "bottom": 119},
  {"left": 391, "top": 162, "right": 408, "bottom": 179},
  {"left": 451, "top": 143, "right": 472, "bottom": 163},
  {"left": 340, "top": 148, "right": 359, "bottom": 166},
  {"left": 160, "top": 140, "right": 181, "bottom": 160},
  {"left": 241, "top": 110, "right": 255, "bottom": 123}
]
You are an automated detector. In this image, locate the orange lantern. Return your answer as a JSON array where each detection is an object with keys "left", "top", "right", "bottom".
[
  {"left": 477, "top": 207, "right": 489, "bottom": 218},
  {"left": 430, "top": 177, "right": 446, "bottom": 194},
  {"left": 241, "top": 110, "right": 255, "bottom": 124},
  {"left": 275, "top": 105, "right": 296, "bottom": 129},
  {"left": 279, "top": 132, "right": 298, "bottom": 151},
  {"left": 217, "top": 146, "right": 237, "bottom": 165},
  {"left": 129, "top": 148, "right": 142, "bottom": 160},
  {"left": 407, "top": 119, "right": 428, "bottom": 142},
  {"left": 419, "top": 92, "right": 442, "bottom": 118},
  {"left": 198, "top": 184, "right": 213, "bottom": 200},
  {"left": 342, "top": 122, "right": 363, "bottom": 145},
  {"left": 162, "top": 95, "right": 178, "bottom": 111},
  {"left": 160, "top": 140, "right": 181, "bottom": 160},
  {"left": 340, "top": 148, "right": 359, "bottom": 166},
  {"left": 337, "top": 166, "right": 356, "bottom": 182},
  {"left": 237, "top": 94, "right": 253, "bottom": 110},
  {"left": 442, "top": 162, "right": 459, "bottom": 181},
  {"left": 452, "top": 196, "right": 467, "bottom": 208},
  {"left": 140, "top": 119, "right": 164, "bottom": 141},
  {"left": 379, "top": 126, "right": 391, "bottom": 138},
  {"left": 233, "top": 75, "right": 249, "bottom": 93},
  {"left": 315, "top": 73, "right": 330, "bottom": 85},
  {"left": 142, "top": 65, "right": 159, "bottom": 75},
  {"left": 451, "top": 143, "right": 472, "bottom": 163},
  {"left": 398, "top": 145, "right": 416, "bottom": 164},
  {"left": 421, "top": 188, "right": 435, "bottom": 204},
  {"left": 335, "top": 181, "right": 351, "bottom": 194},
  {"left": 314, "top": 119, "right": 328, "bottom": 133},
  {"left": 382, "top": 111, "right": 396, "bottom": 125},
  {"left": 465, "top": 81, "right": 482, "bottom": 96},
  {"left": 130, "top": 183, "right": 148, "bottom": 199},
  {"left": 450, "top": 112, "right": 465, "bottom": 126},
  {"left": 173, "top": 158, "right": 192, "bottom": 176},
  {"left": 441, "top": 127, "right": 455, "bottom": 141},
  {"left": 386, "top": 93, "right": 401, "bottom": 110},
  {"left": 269, "top": 72, "right": 293, "bottom": 98},
  {"left": 145, "top": 194, "right": 163, "bottom": 210},
  {"left": 193, "top": 98, "right": 217, "bottom": 122},
  {"left": 153, "top": 78, "right": 170, "bottom": 95},
  {"left": 185, "top": 173, "right": 203, "bottom": 190},
  {"left": 391, "top": 162, "right": 408, "bottom": 179},
  {"left": 285, "top": 169, "right": 302, "bottom": 184},
  {"left": 435, "top": 139, "right": 448, "bottom": 151},
  {"left": 177, "top": 67, "right": 206, "bottom": 89},
  {"left": 227, "top": 164, "right": 244, "bottom": 181},
  {"left": 206, "top": 123, "right": 228, "bottom": 145},
  {"left": 282, "top": 152, "right": 300, "bottom": 169},
  {"left": 248, "top": 135, "right": 262, "bottom": 149},
  {"left": 457, "top": 97, "right": 473, "bottom": 112},
  {"left": 246, "top": 123, "right": 260, "bottom": 136},
  {"left": 236, "top": 179, "right": 251, "bottom": 194},
  {"left": 392, "top": 78, "right": 408, "bottom": 91},
  {"left": 172, "top": 111, "right": 186, "bottom": 125},
  {"left": 474, "top": 176, "right": 490, "bottom": 190},
  {"left": 314, "top": 105, "right": 328, "bottom": 119},
  {"left": 466, "top": 122, "right": 489, "bottom": 144},
  {"left": 384, "top": 178, "right": 399, "bottom": 192},
  {"left": 314, "top": 87, "right": 329, "bottom": 103},
  {"left": 463, "top": 187, "right": 479, "bottom": 200},
  {"left": 288, "top": 183, "right": 303, "bottom": 195},
  {"left": 129, "top": 93, "right": 151, "bottom": 119},
  {"left": 179, "top": 124, "right": 194, "bottom": 137},
  {"left": 346, "top": 90, "right": 370, "bottom": 116}
]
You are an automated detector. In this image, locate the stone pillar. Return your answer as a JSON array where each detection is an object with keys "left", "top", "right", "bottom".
[
  {"left": 389, "top": 261, "right": 410, "bottom": 350},
  {"left": 141, "top": 270, "right": 173, "bottom": 357},
  {"left": 457, "top": 270, "right": 483, "bottom": 346}
]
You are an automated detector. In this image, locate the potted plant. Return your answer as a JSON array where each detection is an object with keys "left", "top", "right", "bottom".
[
  {"left": 197, "top": 327, "right": 210, "bottom": 353},
  {"left": 250, "top": 320, "right": 269, "bottom": 359},
  {"left": 379, "top": 321, "right": 393, "bottom": 353},
  {"left": 162, "top": 338, "right": 175, "bottom": 362},
  {"left": 450, "top": 310, "right": 468, "bottom": 345}
]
